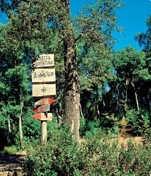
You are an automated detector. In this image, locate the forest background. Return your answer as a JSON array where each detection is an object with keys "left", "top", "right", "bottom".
[{"left": 0, "top": 0, "right": 151, "bottom": 175}]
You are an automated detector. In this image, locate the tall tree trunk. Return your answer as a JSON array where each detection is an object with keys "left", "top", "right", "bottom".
[
  {"left": 64, "top": 32, "right": 80, "bottom": 142},
  {"left": 63, "top": 0, "right": 80, "bottom": 142},
  {"left": 7, "top": 115, "right": 11, "bottom": 133},
  {"left": 131, "top": 82, "right": 140, "bottom": 112},
  {"left": 19, "top": 101, "right": 24, "bottom": 148}
]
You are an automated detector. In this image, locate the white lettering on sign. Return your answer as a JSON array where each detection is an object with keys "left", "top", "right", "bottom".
[
  {"left": 32, "top": 68, "right": 56, "bottom": 83},
  {"left": 32, "top": 84, "right": 56, "bottom": 97},
  {"left": 33, "top": 54, "right": 54, "bottom": 68}
]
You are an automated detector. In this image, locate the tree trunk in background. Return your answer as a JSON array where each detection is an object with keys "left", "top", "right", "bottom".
[
  {"left": 131, "top": 82, "right": 140, "bottom": 112},
  {"left": 19, "top": 115, "right": 23, "bottom": 147},
  {"left": 7, "top": 115, "right": 11, "bottom": 133},
  {"left": 63, "top": 0, "right": 80, "bottom": 142},
  {"left": 134, "top": 90, "right": 140, "bottom": 112},
  {"left": 19, "top": 101, "right": 24, "bottom": 148}
]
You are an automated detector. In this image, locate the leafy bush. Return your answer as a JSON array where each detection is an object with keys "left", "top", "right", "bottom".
[
  {"left": 125, "top": 109, "right": 150, "bottom": 135},
  {"left": 25, "top": 124, "right": 151, "bottom": 176},
  {"left": 23, "top": 110, "right": 40, "bottom": 142},
  {"left": 26, "top": 125, "right": 86, "bottom": 176},
  {"left": 3, "top": 145, "right": 18, "bottom": 155}
]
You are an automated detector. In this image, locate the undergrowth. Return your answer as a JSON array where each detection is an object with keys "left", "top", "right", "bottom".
[{"left": 25, "top": 121, "right": 151, "bottom": 176}]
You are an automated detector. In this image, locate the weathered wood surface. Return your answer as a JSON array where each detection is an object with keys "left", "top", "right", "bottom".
[
  {"left": 34, "top": 97, "right": 56, "bottom": 107},
  {"left": 32, "top": 68, "right": 56, "bottom": 83},
  {"left": 33, "top": 113, "right": 53, "bottom": 121},
  {"left": 41, "top": 121, "right": 47, "bottom": 145},
  {"left": 33, "top": 104, "right": 50, "bottom": 113},
  {"left": 32, "top": 84, "right": 56, "bottom": 97},
  {"left": 33, "top": 54, "right": 54, "bottom": 68}
]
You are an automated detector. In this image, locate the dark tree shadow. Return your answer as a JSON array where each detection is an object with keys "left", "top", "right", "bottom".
[{"left": 0, "top": 128, "right": 15, "bottom": 151}]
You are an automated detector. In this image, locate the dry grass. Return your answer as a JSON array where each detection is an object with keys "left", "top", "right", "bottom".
[
  {"left": 117, "top": 135, "right": 145, "bottom": 149},
  {"left": 79, "top": 135, "right": 145, "bottom": 150}
]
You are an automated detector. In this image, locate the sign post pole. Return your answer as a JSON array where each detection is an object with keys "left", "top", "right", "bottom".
[
  {"left": 32, "top": 54, "right": 56, "bottom": 145},
  {"left": 41, "top": 120, "right": 47, "bottom": 145}
]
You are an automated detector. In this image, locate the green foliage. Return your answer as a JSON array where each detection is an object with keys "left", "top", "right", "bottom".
[
  {"left": 125, "top": 109, "right": 150, "bottom": 134},
  {"left": 84, "top": 120, "right": 101, "bottom": 138},
  {"left": 0, "top": 0, "right": 123, "bottom": 145},
  {"left": 136, "top": 15, "right": 151, "bottom": 57},
  {"left": 136, "top": 15, "right": 151, "bottom": 76},
  {"left": 80, "top": 47, "right": 151, "bottom": 123},
  {"left": 76, "top": 0, "right": 120, "bottom": 90},
  {"left": 1, "top": 5, "right": 151, "bottom": 176},
  {"left": 113, "top": 47, "right": 150, "bottom": 80},
  {"left": 23, "top": 110, "right": 40, "bottom": 143},
  {"left": 26, "top": 126, "right": 85, "bottom": 176},
  {"left": 3, "top": 146, "right": 18, "bottom": 155},
  {"left": 108, "top": 47, "right": 151, "bottom": 121},
  {"left": 26, "top": 126, "right": 151, "bottom": 176},
  {"left": 79, "top": 117, "right": 86, "bottom": 136}
]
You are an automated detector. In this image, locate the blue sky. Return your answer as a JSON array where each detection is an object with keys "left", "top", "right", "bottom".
[
  {"left": 1, "top": 0, "right": 151, "bottom": 51},
  {"left": 112, "top": 0, "right": 151, "bottom": 50},
  {"left": 0, "top": 12, "right": 8, "bottom": 24}
]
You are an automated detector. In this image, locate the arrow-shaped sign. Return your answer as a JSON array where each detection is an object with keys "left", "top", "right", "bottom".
[
  {"left": 33, "top": 113, "right": 52, "bottom": 121},
  {"left": 34, "top": 97, "right": 56, "bottom": 107},
  {"left": 33, "top": 104, "right": 50, "bottom": 113}
]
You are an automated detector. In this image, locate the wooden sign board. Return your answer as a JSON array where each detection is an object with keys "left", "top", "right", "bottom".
[
  {"left": 32, "top": 68, "right": 56, "bottom": 83},
  {"left": 33, "top": 105, "right": 50, "bottom": 113},
  {"left": 34, "top": 97, "right": 56, "bottom": 107},
  {"left": 33, "top": 54, "right": 54, "bottom": 68},
  {"left": 33, "top": 113, "right": 53, "bottom": 121},
  {"left": 32, "top": 84, "right": 56, "bottom": 97}
]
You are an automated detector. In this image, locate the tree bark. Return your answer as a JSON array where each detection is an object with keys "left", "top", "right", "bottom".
[
  {"left": 61, "top": 0, "right": 80, "bottom": 141},
  {"left": 63, "top": 31, "right": 80, "bottom": 142}
]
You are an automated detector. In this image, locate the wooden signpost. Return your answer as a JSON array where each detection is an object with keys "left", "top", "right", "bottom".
[
  {"left": 32, "top": 84, "right": 56, "bottom": 97},
  {"left": 34, "top": 97, "right": 56, "bottom": 107},
  {"left": 33, "top": 105, "right": 50, "bottom": 113},
  {"left": 32, "top": 54, "right": 56, "bottom": 145},
  {"left": 33, "top": 54, "right": 54, "bottom": 68},
  {"left": 32, "top": 68, "right": 56, "bottom": 83},
  {"left": 33, "top": 113, "right": 53, "bottom": 121}
]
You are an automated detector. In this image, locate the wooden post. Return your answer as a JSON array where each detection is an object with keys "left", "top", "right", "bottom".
[
  {"left": 32, "top": 54, "right": 56, "bottom": 145},
  {"left": 41, "top": 121, "right": 47, "bottom": 145}
]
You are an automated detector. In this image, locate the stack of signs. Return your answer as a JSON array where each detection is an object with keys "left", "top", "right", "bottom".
[{"left": 32, "top": 54, "right": 56, "bottom": 121}]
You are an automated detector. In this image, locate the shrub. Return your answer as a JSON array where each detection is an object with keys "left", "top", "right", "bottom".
[
  {"left": 26, "top": 125, "right": 87, "bottom": 176},
  {"left": 26, "top": 124, "right": 151, "bottom": 176},
  {"left": 125, "top": 109, "right": 150, "bottom": 135}
]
